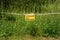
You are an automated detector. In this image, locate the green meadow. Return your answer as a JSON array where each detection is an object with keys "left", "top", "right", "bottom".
[
  {"left": 0, "top": 14, "right": 60, "bottom": 40},
  {"left": 0, "top": 0, "right": 60, "bottom": 40}
]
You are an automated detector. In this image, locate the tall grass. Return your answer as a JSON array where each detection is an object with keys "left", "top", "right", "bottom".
[
  {"left": 1, "top": 0, "right": 60, "bottom": 13},
  {"left": 0, "top": 0, "right": 60, "bottom": 40},
  {"left": 0, "top": 14, "right": 60, "bottom": 38}
]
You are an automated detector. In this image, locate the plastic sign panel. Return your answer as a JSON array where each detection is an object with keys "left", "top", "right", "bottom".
[{"left": 25, "top": 14, "right": 35, "bottom": 21}]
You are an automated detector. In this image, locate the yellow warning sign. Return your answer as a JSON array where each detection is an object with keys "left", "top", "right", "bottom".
[{"left": 25, "top": 14, "right": 35, "bottom": 21}]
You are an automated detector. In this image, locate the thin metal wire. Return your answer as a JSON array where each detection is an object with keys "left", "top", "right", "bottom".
[{"left": 1, "top": 12, "right": 60, "bottom": 15}]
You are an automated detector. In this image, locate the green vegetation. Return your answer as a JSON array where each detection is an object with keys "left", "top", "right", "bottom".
[
  {"left": 0, "top": 14, "right": 60, "bottom": 38},
  {"left": 0, "top": 0, "right": 60, "bottom": 13},
  {"left": 0, "top": 0, "right": 60, "bottom": 40}
]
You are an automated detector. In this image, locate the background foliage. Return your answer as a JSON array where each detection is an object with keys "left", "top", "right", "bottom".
[{"left": 0, "top": 0, "right": 60, "bottom": 39}]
